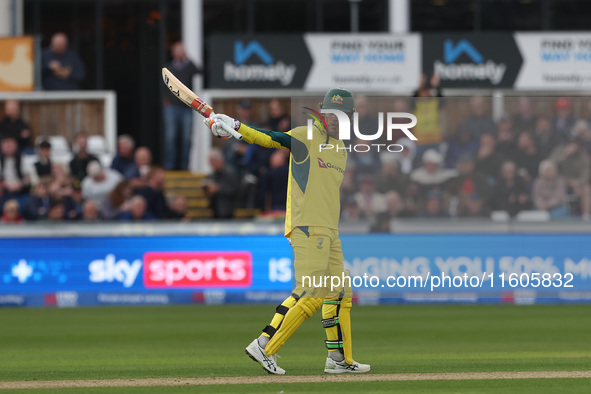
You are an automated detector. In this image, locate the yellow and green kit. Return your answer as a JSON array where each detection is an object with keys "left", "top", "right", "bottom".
[{"left": 236, "top": 116, "right": 355, "bottom": 364}]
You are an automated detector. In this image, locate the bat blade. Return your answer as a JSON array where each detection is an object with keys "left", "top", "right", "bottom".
[
  {"left": 161, "top": 67, "right": 242, "bottom": 140},
  {"left": 162, "top": 67, "right": 213, "bottom": 118}
]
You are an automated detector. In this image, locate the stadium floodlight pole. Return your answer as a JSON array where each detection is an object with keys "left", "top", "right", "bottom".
[
  {"left": 349, "top": 0, "right": 361, "bottom": 32},
  {"left": 389, "top": 0, "right": 409, "bottom": 33}
]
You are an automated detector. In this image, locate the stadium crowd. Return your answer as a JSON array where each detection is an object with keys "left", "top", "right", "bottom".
[{"left": 1, "top": 94, "right": 591, "bottom": 224}]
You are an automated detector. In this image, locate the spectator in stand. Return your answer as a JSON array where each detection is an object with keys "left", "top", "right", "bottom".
[
  {"left": 349, "top": 136, "right": 382, "bottom": 182},
  {"left": 353, "top": 176, "right": 387, "bottom": 222},
  {"left": 354, "top": 95, "right": 379, "bottom": 140},
  {"left": 51, "top": 163, "right": 69, "bottom": 186},
  {"left": 0, "top": 136, "right": 30, "bottom": 200},
  {"left": 412, "top": 73, "right": 444, "bottom": 160},
  {"left": 411, "top": 149, "right": 457, "bottom": 190},
  {"left": 0, "top": 100, "right": 32, "bottom": 152},
  {"left": 110, "top": 134, "right": 136, "bottom": 178},
  {"left": 41, "top": 32, "right": 86, "bottom": 91},
  {"left": 119, "top": 195, "right": 155, "bottom": 221},
  {"left": 492, "top": 161, "right": 529, "bottom": 217},
  {"left": 459, "top": 192, "right": 489, "bottom": 218},
  {"left": 399, "top": 181, "right": 421, "bottom": 218},
  {"left": 512, "top": 96, "right": 537, "bottom": 134},
  {"left": 224, "top": 99, "right": 254, "bottom": 176},
  {"left": 532, "top": 160, "right": 569, "bottom": 219},
  {"left": 168, "top": 196, "right": 189, "bottom": 220},
  {"left": 1, "top": 199, "right": 24, "bottom": 223},
  {"left": 376, "top": 156, "right": 408, "bottom": 196},
  {"left": 515, "top": 131, "right": 543, "bottom": 185},
  {"left": 63, "top": 181, "right": 83, "bottom": 220},
  {"left": 134, "top": 166, "right": 176, "bottom": 219},
  {"left": 205, "top": 149, "right": 239, "bottom": 219},
  {"left": 81, "top": 161, "right": 122, "bottom": 208},
  {"left": 162, "top": 42, "right": 202, "bottom": 170},
  {"left": 495, "top": 116, "right": 520, "bottom": 164},
  {"left": 266, "top": 99, "right": 290, "bottom": 132},
  {"left": 571, "top": 120, "right": 591, "bottom": 157},
  {"left": 385, "top": 191, "right": 405, "bottom": 219},
  {"left": 0, "top": 177, "right": 8, "bottom": 214},
  {"left": 454, "top": 154, "right": 491, "bottom": 215},
  {"left": 549, "top": 136, "right": 591, "bottom": 219},
  {"left": 533, "top": 116, "right": 561, "bottom": 159},
  {"left": 419, "top": 190, "right": 449, "bottom": 218},
  {"left": 25, "top": 180, "right": 51, "bottom": 221},
  {"left": 475, "top": 133, "right": 504, "bottom": 186},
  {"left": 47, "top": 177, "right": 67, "bottom": 201},
  {"left": 101, "top": 180, "right": 132, "bottom": 220},
  {"left": 445, "top": 127, "right": 479, "bottom": 169},
  {"left": 262, "top": 149, "right": 289, "bottom": 212},
  {"left": 127, "top": 146, "right": 152, "bottom": 190},
  {"left": 552, "top": 97, "right": 576, "bottom": 142},
  {"left": 395, "top": 137, "right": 417, "bottom": 175},
  {"left": 456, "top": 95, "right": 497, "bottom": 140},
  {"left": 31, "top": 140, "right": 52, "bottom": 186},
  {"left": 46, "top": 199, "right": 66, "bottom": 221},
  {"left": 82, "top": 200, "right": 100, "bottom": 221},
  {"left": 69, "top": 132, "right": 99, "bottom": 181}
]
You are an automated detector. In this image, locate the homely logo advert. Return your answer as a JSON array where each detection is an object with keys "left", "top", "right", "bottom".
[
  {"left": 422, "top": 34, "right": 522, "bottom": 88},
  {"left": 208, "top": 35, "right": 312, "bottom": 89}
]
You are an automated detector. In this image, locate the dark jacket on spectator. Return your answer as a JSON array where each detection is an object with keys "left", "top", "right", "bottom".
[
  {"left": 134, "top": 186, "right": 174, "bottom": 219},
  {"left": 0, "top": 118, "right": 32, "bottom": 150},
  {"left": 69, "top": 154, "right": 99, "bottom": 181},
  {"left": 208, "top": 167, "right": 239, "bottom": 219},
  {"left": 34, "top": 158, "right": 52, "bottom": 178},
  {"left": 41, "top": 48, "right": 86, "bottom": 90},
  {"left": 492, "top": 176, "right": 530, "bottom": 216},
  {"left": 111, "top": 154, "right": 136, "bottom": 178}
]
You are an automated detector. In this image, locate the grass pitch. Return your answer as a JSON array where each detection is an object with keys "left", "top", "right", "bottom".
[{"left": 0, "top": 304, "right": 590, "bottom": 392}]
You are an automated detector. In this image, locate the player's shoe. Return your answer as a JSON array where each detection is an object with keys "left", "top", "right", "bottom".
[
  {"left": 324, "top": 357, "right": 371, "bottom": 374},
  {"left": 245, "top": 338, "right": 286, "bottom": 375}
]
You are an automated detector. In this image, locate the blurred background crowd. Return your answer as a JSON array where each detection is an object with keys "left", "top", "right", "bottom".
[{"left": 3, "top": 83, "right": 591, "bottom": 226}]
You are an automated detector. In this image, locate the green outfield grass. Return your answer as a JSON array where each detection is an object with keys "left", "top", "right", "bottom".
[{"left": 1, "top": 304, "right": 590, "bottom": 393}]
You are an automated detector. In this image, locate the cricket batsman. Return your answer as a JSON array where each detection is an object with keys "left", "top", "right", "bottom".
[{"left": 204, "top": 88, "right": 370, "bottom": 375}]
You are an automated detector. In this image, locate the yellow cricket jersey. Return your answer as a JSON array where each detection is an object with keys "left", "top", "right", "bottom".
[
  {"left": 236, "top": 122, "right": 347, "bottom": 237},
  {"left": 414, "top": 98, "right": 442, "bottom": 145}
]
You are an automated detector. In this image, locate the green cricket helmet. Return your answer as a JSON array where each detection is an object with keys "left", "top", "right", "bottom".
[{"left": 320, "top": 88, "right": 355, "bottom": 114}]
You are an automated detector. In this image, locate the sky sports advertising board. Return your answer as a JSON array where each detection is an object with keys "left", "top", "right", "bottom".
[
  {"left": 1, "top": 234, "right": 590, "bottom": 307},
  {"left": 207, "top": 32, "right": 591, "bottom": 91}
]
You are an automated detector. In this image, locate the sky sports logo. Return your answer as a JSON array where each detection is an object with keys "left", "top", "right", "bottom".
[
  {"left": 304, "top": 106, "right": 418, "bottom": 153},
  {"left": 143, "top": 252, "right": 252, "bottom": 288}
]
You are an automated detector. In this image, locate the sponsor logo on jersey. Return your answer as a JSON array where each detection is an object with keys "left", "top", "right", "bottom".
[{"left": 317, "top": 157, "right": 327, "bottom": 168}]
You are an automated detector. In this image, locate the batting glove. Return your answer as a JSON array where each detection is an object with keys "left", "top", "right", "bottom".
[{"left": 205, "top": 113, "right": 243, "bottom": 140}]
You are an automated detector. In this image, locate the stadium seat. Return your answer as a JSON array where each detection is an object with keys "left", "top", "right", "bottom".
[
  {"left": 47, "top": 136, "right": 71, "bottom": 156},
  {"left": 515, "top": 210, "right": 550, "bottom": 222},
  {"left": 87, "top": 135, "right": 108, "bottom": 155}
]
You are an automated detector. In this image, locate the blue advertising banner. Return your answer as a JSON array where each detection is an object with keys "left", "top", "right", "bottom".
[{"left": 1, "top": 234, "right": 590, "bottom": 306}]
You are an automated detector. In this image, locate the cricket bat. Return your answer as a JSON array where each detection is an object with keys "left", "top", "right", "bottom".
[{"left": 161, "top": 67, "right": 242, "bottom": 140}]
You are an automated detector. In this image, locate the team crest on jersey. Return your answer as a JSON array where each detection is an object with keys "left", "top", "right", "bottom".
[
  {"left": 316, "top": 237, "right": 324, "bottom": 249},
  {"left": 331, "top": 95, "right": 343, "bottom": 105},
  {"left": 317, "top": 157, "right": 327, "bottom": 168}
]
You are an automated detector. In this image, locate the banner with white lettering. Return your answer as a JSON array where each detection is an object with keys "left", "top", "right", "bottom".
[
  {"left": 422, "top": 34, "right": 522, "bottom": 89},
  {"left": 208, "top": 35, "right": 312, "bottom": 89},
  {"left": 303, "top": 34, "right": 420, "bottom": 92},
  {"left": 514, "top": 33, "right": 591, "bottom": 90}
]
